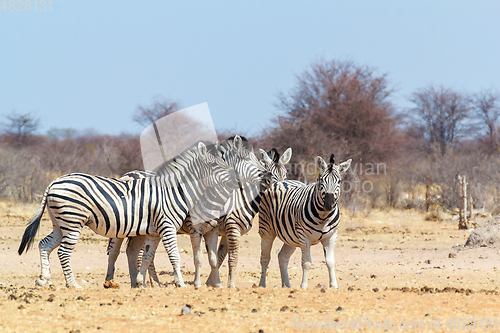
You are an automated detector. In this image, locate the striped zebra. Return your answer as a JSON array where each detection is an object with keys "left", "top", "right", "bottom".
[
  {"left": 18, "top": 141, "right": 238, "bottom": 288},
  {"left": 105, "top": 136, "right": 271, "bottom": 287},
  {"left": 258, "top": 154, "right": 351, "bottom": 289},
  {"left": 104, "top": 170, "right": 157, "bottom": 286},
  {"left": 206, "top": 147, "right": 292, "bottom": 288}
]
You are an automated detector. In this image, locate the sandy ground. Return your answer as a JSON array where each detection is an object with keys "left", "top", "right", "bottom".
[{"left": 1, "top": 200, "right": 500, "bottom": 332}]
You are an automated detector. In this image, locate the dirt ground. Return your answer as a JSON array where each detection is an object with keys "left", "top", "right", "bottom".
[{"left": 1, "top": 200, "right": 499, "bottom": 332}]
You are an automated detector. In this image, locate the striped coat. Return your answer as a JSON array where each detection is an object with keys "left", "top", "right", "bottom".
[
  {"left": 105, "top": 135, "right": 271, "bottom": 287},
  {"left": 18, "top": 141, "right": 237, "bottom": 288},
  {"left": 258, "top": 154, "right": 351, "bottom": 289},
  {"left": 207, "top": 147, "right": 292, "bottom": 288}
]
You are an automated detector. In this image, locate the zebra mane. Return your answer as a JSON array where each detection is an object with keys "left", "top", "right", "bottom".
[
  {"left": 223, "top": 135, "right": 253, "bottom": 152},
  {"left": 154, "top": 140, "right": 220, "bottom": 175},
  {"left": 267, "top": 148, "right": 280, "bottom": 163},
  {"left": 329, "top": 154, "right": 335, "bottom": 165}
]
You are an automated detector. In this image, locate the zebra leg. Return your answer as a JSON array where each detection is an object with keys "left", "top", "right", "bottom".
[
  {"left": 137, "top": 235, "right": 161, "bottom": 287},
  {"left": 204, "top": 228, "right": 222, "bottom": 288},
  {"left": 258, "top": 234, "right": 275, "bottom": 288},
  {"left": 57, "top": 229, "right": 83, "bottom": 288},
  {"left": 216, "top": 235, "right": 228, "bottom": 269},
  {"left": 226, "top": 225, "right": 241, "bottom": 288},
  {"left": 278, "top": 243, "right": 296, "bottom": 288},
  {"left": 146, "top": 253, "right": 160, "bottom": 287},
  {"left": 126, "top": 235, "right": 148, "bottom": 288},
  {"left": 160, "top": 224, "right": 186, "bottom": 288},
  {"left": 299, "top": 237, "right": 312, "bottom": 289},
  {"left": 321, "top": 230, "right": 339, "bottom": 289},
  {"left": 105, "top": 238, "right": 124, "bottom": 282},
  {"left": 36, "top": 226, "right": 63, "bottom": 287},
  {"left": 190, "top": 227, "right": 204, "bottom": 288}
]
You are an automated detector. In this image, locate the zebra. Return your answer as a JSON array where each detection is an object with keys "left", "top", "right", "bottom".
[
  {"left": 125, "top": 147, "right": 291, "bottom": 289},
  {"left": 206, "top": 147, "right": 292, "bottom": 288},
  {"left": 258, "top": 154, "right": 351, "bottom": 289},
  {"left": 18, "top": 140, "right": 238, "bottom": 288},
  {"left": 105, "top": 135, "right": 271, "bottom": 287},
  {"left": 136, "top": 136, "right": 272, "bottom": 288},
  {"left": 104, "top": 170, "right": 157, "bottom": 286}
]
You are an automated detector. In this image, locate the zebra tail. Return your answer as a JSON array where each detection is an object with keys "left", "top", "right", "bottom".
[{"left": 18, "top": 186, "right": 49, "bottom": 255}]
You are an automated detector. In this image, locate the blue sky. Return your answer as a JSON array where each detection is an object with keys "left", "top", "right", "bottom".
[{"left": 1, "top": 1, "right": 499, "bottom": 136}]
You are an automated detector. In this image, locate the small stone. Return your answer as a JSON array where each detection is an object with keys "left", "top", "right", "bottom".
[
  {"left": 336, "top": 306, "right": 343, "bottom": 312},
  {"left": 181, "top": 306, "right": 191, "bottom": 315},
  {"left": 103, "top": 280, "right": 120, "bottom": 289},
  {"left": 251, "top": 308, "right": 258, "bottom": 313}
]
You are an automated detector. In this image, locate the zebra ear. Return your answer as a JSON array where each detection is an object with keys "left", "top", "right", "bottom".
[
  {"left": 198, "top": 142, "right": 208, "bottom": 161},
  {"left": 259, "top": 148, "right": 273, "bottom": 165},
  {"left": 316, "top": 156, "right": 328, "bottom": 173},
  {"left": 338, "top": 159, "right": 352, "bottom": 174},
  {"left": 279, "top": 148, "right": 292, "bottom": 165},
  {"left": 233, "top": 135, "right": 242, "bottom": 150}
]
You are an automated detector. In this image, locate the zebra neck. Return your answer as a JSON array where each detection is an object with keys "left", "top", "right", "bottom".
[
  {"left": 239, "top": 182, "right": 260, "bottom": 204},
  {"left": 189, "top": 185, "right": 234, "bottom": 225}
]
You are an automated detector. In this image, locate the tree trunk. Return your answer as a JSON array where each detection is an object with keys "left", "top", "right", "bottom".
[{"left": 458, "top": 175, "right": 470, "bottom": 230}]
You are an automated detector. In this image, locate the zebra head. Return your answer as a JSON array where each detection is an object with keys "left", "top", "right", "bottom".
[
  {"left": 220, "top": 135, "right": 271, "bottom": 186},
  {"left": 317, "top": 154, "right": 352, "bottom": 211},
  {"left": 258, "top": 147, "right": 292, "bottom": 184},
  {"left": 196, "top": 141, "right": 239, "bottom": 191}
]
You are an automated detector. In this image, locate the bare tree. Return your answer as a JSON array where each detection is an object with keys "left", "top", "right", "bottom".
[
  {"left": 133, "top": 95, "right": 181, "bottom": 127},
  {"left": 256, "top": 59, "right": 401, "bottom": 181},
  {"left": 470, "top": 89, "right": 500, "bottom": 155},
  {"left": 407, "top": 85, "right": 471, "bottom": 156},
  {"left": 2, "top": 112, "right": 40, "bottom": 146}
]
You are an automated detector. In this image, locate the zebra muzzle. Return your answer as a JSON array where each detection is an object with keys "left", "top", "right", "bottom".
[{"left": 324, "top": 193, "right": 336, "bottom": 210}]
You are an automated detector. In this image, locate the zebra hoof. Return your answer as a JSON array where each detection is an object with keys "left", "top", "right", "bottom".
[
  {"left": 175, "top": 281, "right": 186, "bottom": 288},
  {"left": 205, "top": 280, "right": 222, "bottom": 288},
  {"left": 35, "top": 278, "right": 48, "bottom": 287}
]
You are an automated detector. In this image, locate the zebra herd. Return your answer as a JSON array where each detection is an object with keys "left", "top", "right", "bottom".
[{"left": 18, "top": 135, "right": 351, "bottom": 290}]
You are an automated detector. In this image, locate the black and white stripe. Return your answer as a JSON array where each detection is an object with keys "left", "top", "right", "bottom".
[
  {"left": 105, "top": 135, "right": 271, "bottom": 287},
  {"left": 18, "top": 141, "right": 238, "bottom": 288},
  {"left": 258, "top": 154, "right": 351, "bottom": 289},
  {"left": 207, "top": 147, "right": 292, "bottom": 288}
]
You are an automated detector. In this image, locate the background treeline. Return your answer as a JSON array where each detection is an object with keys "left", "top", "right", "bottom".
[{"left": 2, "top": 59, "right": 500, "bottom": 219}]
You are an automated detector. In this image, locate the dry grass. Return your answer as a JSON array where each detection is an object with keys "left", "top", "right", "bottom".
[{"left": 1, "top": 200, "right": 499, "bottom": 332}]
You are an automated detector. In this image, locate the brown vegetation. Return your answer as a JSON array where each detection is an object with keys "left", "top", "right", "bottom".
[{"left": 2, "top": 60, "right": 500, "bottom": 225}]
